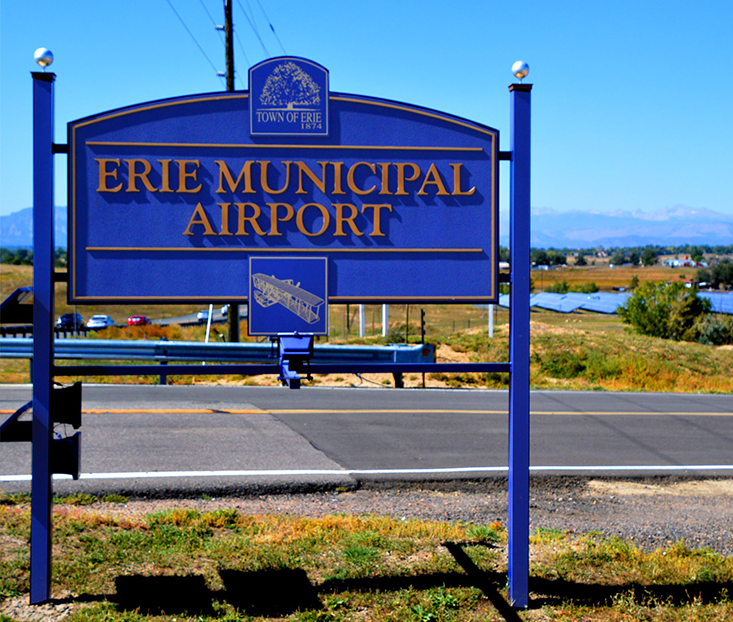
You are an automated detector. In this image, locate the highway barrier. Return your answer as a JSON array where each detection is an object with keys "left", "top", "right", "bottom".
[{"left": 0, "top": 338, "right": 440, "bottom": 386}]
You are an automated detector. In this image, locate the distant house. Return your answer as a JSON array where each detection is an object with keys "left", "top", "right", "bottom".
[
  {"left": 663, "top": 256, "right": 697, "bottom": 268},
  {"left": 667, "top": 275, "right": 697, "bottom": 288}
]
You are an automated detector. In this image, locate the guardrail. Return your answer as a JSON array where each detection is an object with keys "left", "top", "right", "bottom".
[
  {"left": 0, "top": 338, "right": 443, "bottom": 386},
  {"left": 0, "top": 337, "right": 434, "bottom": 363}
]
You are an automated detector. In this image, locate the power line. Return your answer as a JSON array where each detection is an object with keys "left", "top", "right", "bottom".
[
  {"left": 197, "top": 0, "right": 225, "bottom": 43},
  {"left": 254, "top": 0, "right": 286, "bottom": 55},
  {"left": 197, "top": 0, "right": 246, "bottom": 89},
  {"left": 165, "top": 0, "right": 225, "bottom": 85},
  {"left": 236, "top": 0, "right": 270, "bottom": 57}
]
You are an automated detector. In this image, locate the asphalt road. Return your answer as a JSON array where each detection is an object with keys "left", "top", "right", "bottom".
[{"left": 1, "top": 385, "right": 732, "bottom": 496}]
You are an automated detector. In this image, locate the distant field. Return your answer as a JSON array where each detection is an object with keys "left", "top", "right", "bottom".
[
  {"left": 4, "top": 261, "right": 732, "bottom": 394},
  {"left": 533, "top": 263, "right": 698, "bottom": 291},
  {"left": 1, "top": 264, "right": 503, "bottom": 339},
  {"left": 1, "top": 262, "right": 695, "bottom": 325}
]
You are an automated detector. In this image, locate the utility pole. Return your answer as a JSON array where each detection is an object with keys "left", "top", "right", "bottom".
[
  {"left": 224, "top": 0, "right": 240, "bottom": 342},
  {"left": 225, "top": 0, "right": 234, "bottom": 91}
]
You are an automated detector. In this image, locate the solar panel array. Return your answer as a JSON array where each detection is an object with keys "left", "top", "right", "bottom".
[
  {"left": 497, "top": 291, "right": 733, "bottom": 315},
  {"left": 700, "top": 293, "right": 733, "bottom": 315}
]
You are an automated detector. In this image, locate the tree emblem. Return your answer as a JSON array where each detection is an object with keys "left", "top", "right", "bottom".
[{"left": 259, "top": 62, "right": 321, "bottom": 110}]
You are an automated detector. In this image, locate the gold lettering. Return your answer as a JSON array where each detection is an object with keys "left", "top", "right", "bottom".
[
  {"left": 95, "top": 158, "right": 122, "bottom": 193},
  {"left": 216, "top": 160, "right": 254, "bottom": 194},
  {"left": 124, "top": 158, "right": 158, "bottom": 193},
  {"left": 158, "top": 159, "right": 173, "bottom": 192},
  {"left": 347, "top": 162, "right": 377, "bottom": 195},
  {"left": 259, "top": 160, "right": 292, "bottom": 195},
  {"left": 377, "top": 162, "right": 392, "bottom": 195},
  {"left": 417, "top": 163, "right": 449, "bottom": 195},
  {"left": 178, "top": 160, "right": 202, "bottom": 193},
  {"left": 361, "top": 203, "right": 392, "bottom": 237},
  {"left": 183, "top": 203, "right": 216, "bottom": 235},
  {"left": 296, "top": 161, "right": 327, "bottom": 194},
  {"left": 218, "top": 202, "right": 231, "bottom": 235},
  {"left": 331, "top": 162, "right": 345, "bottom": 194},
  {"left": 235, "top": 203, "right": 266, "bottom": 236},
  {"left": 267, "top": 202, "right": 294, "bottom": 235},
  {"left": 333, "top": 203, "right": 364, "bottom": 237},
  {"left": 394, "top": 162, "right": 421, "bottom": 195},
  {"left": 296, "top": 203, "right": 330, "bottom": 236},
  {"left": 450, "top": 163, "right": 476, "bottom": 196}
]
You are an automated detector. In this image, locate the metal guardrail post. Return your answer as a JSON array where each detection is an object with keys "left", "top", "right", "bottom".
[{"left": 159, "top": 360, "right": 168, "bottom": 385}]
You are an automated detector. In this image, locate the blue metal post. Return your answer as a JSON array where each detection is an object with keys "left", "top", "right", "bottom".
[
  {"left": 508, "top": 82, "right": 532, "bottom": 608},
  {"left": 30, "top": 71, "right": 56, "bottom": 604}
]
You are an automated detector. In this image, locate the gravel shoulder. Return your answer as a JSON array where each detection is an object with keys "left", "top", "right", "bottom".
[{"left": 68, "top": 475, "right": 733, "bottom": 555}]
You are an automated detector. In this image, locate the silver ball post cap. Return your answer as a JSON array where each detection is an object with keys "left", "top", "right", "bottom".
[
  {"left": 512, "top": 60, "right": 529, "bottom": 82},
  {"left": 34, "top": 48, "right": 54, "bottom": 69}
]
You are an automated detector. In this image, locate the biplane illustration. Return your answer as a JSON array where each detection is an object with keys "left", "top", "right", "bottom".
[{"left": 251, "top": 273, "right": 324, "bottom": 324}]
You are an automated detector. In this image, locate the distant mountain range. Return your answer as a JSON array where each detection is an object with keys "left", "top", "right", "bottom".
[
  {"left": 0, "top": 206, "right": 68, "bottom": 248},
  {"left": 1, "top": 204, "right": 732, "bottom": 250},
  {"left": 499, "top": 205, "right": 733, "bottom": 248}
]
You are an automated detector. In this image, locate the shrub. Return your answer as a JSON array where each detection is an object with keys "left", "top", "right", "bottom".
[
  {"left": 570, "top": 282, "right": 599, "bottom": 293},
  {"left": 695, "top": 314, "right": 733, "bottom": 346},
  {"left": 618, "top": 281, "right": 711, "bottom": 341},
  {"left": 545, "top": 280, "right": 569, "bottom": 294}
]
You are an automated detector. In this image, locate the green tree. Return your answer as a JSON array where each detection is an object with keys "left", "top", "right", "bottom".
[
  {"left": 531, "top": 249, "right": 566, "bottom": 266},
  {"left": 698, "top": 261, "right": 733, "bottom": 289},
  {"left": 618, "top": 281, "right": 711, "bottom": 341},
  {"left": 641, "top": 247, "right": 657, "bottom": 266},
  {"left": 610, "top": 250, "right": 626, "bottom": 265},
  {"left": 575, "top": 253, "right": 587, "bottom": 266}
]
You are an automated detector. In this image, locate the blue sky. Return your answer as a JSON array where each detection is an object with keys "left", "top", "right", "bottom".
[{"left": 1, "top": 0, "right": 732, "bottom": 217}]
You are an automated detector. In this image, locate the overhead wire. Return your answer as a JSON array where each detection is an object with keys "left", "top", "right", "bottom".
[
  {"left": 197, "top": 0, "right": 225, "bottom": 44},
  {"left": 165, "top": 0, "right": 225, "bottom": 86},
  {"left": 233, "top": 30, "right": 251, "bottom": 70},
  {"left": 254, "top": 0, "right": 286, "bottom": 54},
  {"left": 236, "top": 0, "right": 271, "bottom": 57}
]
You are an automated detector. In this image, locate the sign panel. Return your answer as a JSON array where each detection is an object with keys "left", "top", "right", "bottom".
[
  {"left": 68, "top": 57, "right": 499, "bottom": 304},
  {"left": 248, "top": 256, "right": 328, "bottom": 335},
  {"left": 249, "top": 57, "right": 329, "bottom": 136}
]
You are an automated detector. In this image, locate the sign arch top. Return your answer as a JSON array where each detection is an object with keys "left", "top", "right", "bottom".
[{"left": 68, "top": 57, "right": 499, "bottom": 304}]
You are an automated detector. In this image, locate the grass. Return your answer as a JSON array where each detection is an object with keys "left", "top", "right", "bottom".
[{"left": 1, "top": 502, "right": 732, "bottom": 620}]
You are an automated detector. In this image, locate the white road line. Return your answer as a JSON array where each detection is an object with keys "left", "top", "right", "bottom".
[{"left": 3, "top": 464, "right": 733, "bottom": 482}]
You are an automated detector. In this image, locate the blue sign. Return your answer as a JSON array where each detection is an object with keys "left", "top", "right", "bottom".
[
  {"left": 67, "top": 59, "right": 499, "bottom": 304},
  {"left": 248, "top": 256, "right": 328, "bottom": 335},
  {"left": 250, "top": 57, "right": 329, "bottom": 136}
]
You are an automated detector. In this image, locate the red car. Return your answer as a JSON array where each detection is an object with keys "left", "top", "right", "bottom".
[{"left": 127, "top": 315, "right": 151, "bottom": 326}]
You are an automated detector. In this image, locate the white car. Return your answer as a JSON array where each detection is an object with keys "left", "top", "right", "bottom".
[{"left": 86, "top": 314, "right": 116, "bottom": 330}]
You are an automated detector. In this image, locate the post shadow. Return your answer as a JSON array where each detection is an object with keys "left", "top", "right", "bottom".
[{"left": 63, "top": 553, "right": 733, "bottom": 620}]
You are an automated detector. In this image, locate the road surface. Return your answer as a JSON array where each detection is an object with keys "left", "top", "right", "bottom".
[{"left": 1, "top": 385, "right": 732, "bottom": 495}]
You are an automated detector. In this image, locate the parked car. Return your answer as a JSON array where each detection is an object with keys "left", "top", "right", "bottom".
[
  {"left": 127, "top": 315, "right": 150, "bottom": 326},
  {"left": 86, "top": 314, "right": 116, "bottom": 330},
  {"left": 56, "top": 313, "right": 83, "bottom": 330}
]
